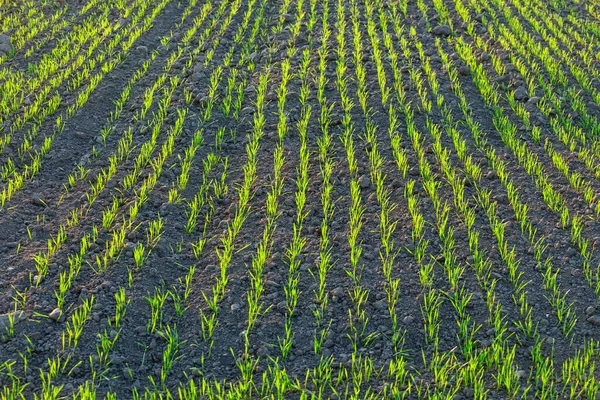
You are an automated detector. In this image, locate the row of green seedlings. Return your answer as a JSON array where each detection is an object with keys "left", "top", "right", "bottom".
[
  {"left": 336, "top": 2, "right": 384, "bottom": 398},
  {"left": 450, "top": 6, "right": 592, "bottom": 318},
  {"left": 479, "top": 6, "right": 600, "bottom": 215},
  {"left": 382, "top": 3, "right": 524, "bottom": 397},
  {"left": 143, "top": 127, "right": 236, "bottom": 392},
  {"left": 166, "top": 0, "right": 281, "bottom": 386},
  {"left": 237, "top": 0, "right": 267, "bottom": 71},
  {"left": 194, "top": 70, "right": 270, "bottom": 393},
  {"left": 0, "top": 1, "right": 68, "bottom": 64},
  {"left": 493, "top": 0, "right": 600, "bottom": 153},
  {"left": 349, "top": 2, "right": 425, "bottom": 397},
  {"left": 0, "top": 0, "right": 146, "bottom": 158},
  {"left": 406, "top": 111, "right": 463, "bottom": 395},
  {"left": 10, "top": 0, "right": 220, "bottom": 302},
  {"left": 456, "top": 38, "right": 570, "bottom": 226},
  {"left": 199, "top": 0, "right": 244, "bottom": 69},
  {"left": 0, "top": 0, "right": 48, "bottom": 49},
  {"left": 418, "top": 25, "right": 528, "bottom": 400},
  {"left": 192, "top": 0, "right": 307, "bottom": 373},
  {"left": 0, "top": 6, "right": 96, "bottom": 126},
  {"left": 36, "top": 87, "right": 193, "bottom": 394},
  {"left": 141, "top": 240, "right": 192, "bottom": 390},
  {"left": 198, "top": 70, "right": 270, "bottom": 357},
  {"left": 402, "top": 25, "right": 555, "bottom": 396},
  {"left": 373, "top": 2, "right": 482, "bottom": 396},
  {"left": 264, "top": 0, "right": 316, "bottom": 364},
  {"left": 77, "top": 3, "right": 290, "bottom": 392},
  {"left": 52, "top": 52, "right": 157, "bottom": 199},
  {"left": 0, "top": 0, "right": 174, "bottom": 209},
  {"left": 452, "top": 5, "right": 600, "bottom": 397},
  {"left": 234, "top": 61, "right": 294, "bottom": 400},
  {"left": 507, "top": 0, "right": 600, "bottom": 110},
  {"left": 132, "top": 0, "right": 266, "bottom": 382},
  {"left": 271, "top": 0, "right": 292, "bottom": 34},
  {"left": 264, "top": 1, "right": 344, "bottom": 398},
  {"left": 305, "top": 0, "right": 323, "bottom": 47},
  {"left": 377, "top": 9, "right": 440, "bottom": 394},
  {"left": 392, "top": 4, "right": 495, "bottom": 390},
  {"left": 9, "top": 71, "right": 186, "bottom": 389},
  {"left": 423, "top": 9, "right": 576, "bottom": 341},
  {"left": 374, "top": 11, "right": 428, "bottom": 399},
  {"left": 364, "top": 0, "right": 417, "bottom": 355},
  {"left": 432, "top": 39, "right": 578, "bottom": 340},
  {"left": 189, "top": 0, "right": 264, "bottom": 128},
  {"left": 206, "top": 0, "right": 256, "bottom": 121},
  {"left": 469, "top": 0, "right": 600, "bottom": 298},
  {"left": 36, "top": 80, "right": 182, "bottom": 308},
  {"left": 184, "top": 145, "right": 229, "bottom": 260},
  {"left": 452, "top": 0, "right": 591, "bottom": 316},
  {"left": 22, "top": 0, "right": 110, "bottom": 59},
  {"left": 310, "top": 0, "right": 335, "bottom": 369},
  {"left": 178, "top": 0, "right": 270, "bottom": 238},
  {"left": 431, "top": 17, "right": 578, "bottom": 398},
  {"left": 43, "top": 75, "right": 178, "bottom": 277},
  {"left": 307, "top": 71, "right": 339, "bottom": 400},
  {"left": 432, "top": 1, "right": 564, "bottom": 395},
  {"left": 30, "top": 217, "right": 159, "bottom": 395},
  {"left": 475, "top": 0, "right": 600, "bottom": 190},
  {"left": 282, "top": 0, "right": 345, "bottom": 395},
  {"left": 279, "top": 54, "right": 312, "bottom": 360},
  {"left": 77, "top": 105, "right": 190, "bottom": 393},
  {"left": 1, "top": 291, "right": 93, "bottom": 396}
]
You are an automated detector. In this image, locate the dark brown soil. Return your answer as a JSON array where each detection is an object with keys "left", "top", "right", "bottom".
[{"left": 2, "top": 0, "right": 600, "bottom": 398}]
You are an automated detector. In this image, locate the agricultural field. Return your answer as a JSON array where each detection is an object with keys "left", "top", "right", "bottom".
[{"left": 2, "top": 0, "right": 600, "bottom": 397}]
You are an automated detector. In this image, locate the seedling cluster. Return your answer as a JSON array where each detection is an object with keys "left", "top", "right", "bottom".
[{"left": 2, "top": 0, "right": 600, "bottom": 398}]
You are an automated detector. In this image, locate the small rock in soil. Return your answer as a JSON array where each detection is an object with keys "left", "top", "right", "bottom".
[
  {"left": 49, "top": 308, "right": 62, "bottom": 322},
  {"left": 31, "top": 194, "right": 46, "bottom": 206},
  {"left": 527, "top": 96, "right": 541, "bottom": 106},
  {"left": 159, "top": 202, "right": 177, "bottom": 216},
  {"left": 432, "top": 25, "right": 452, "bottom": 36},
  {"left": 256, "top": 345, "right": 270, "bottom": 357},
  {"left": 516, "top": 370, "right": 528, "bottom": 379},
  {"left": 586, "top": 306, "right": 596, "bottom": 316},
  {"left": 331, "top": 287, "right": 344, "bottom": 301},
  {"left": 0, "top": 34, "right": 11, "bottom": 54},
  {"left": 587, "top": 101, "right": 600, "bottom": 113},
  {"left": 276, "top": 301, "right": 287, "bottom": 313},
  {"left": 358, "top": 175, "right": 370, "bottom": 189},
  {"left": 375, "top": 300, "right": 387, "bottom": 311},
  {"left": 403, "top": 315, "right": 414, "bottom": 324},
  {"left": 74, "top": 131, "right": 89, "bottom": 140},
  {"left": 110, "top": 354, "right": 125, "bottom": 365},
  {"left": 587, "top": 315, "right": 600, "bottom": 326},
  {"left": 514, "top": 87, "right": 528, "bottom": 101},
  {"left": 458, "top": 65, "right": 470, "bottom": 75}
]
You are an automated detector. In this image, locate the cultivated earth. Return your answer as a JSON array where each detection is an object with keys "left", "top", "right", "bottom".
[{"left": 2, "top": 0, "right": 600, "bottom": 398}]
